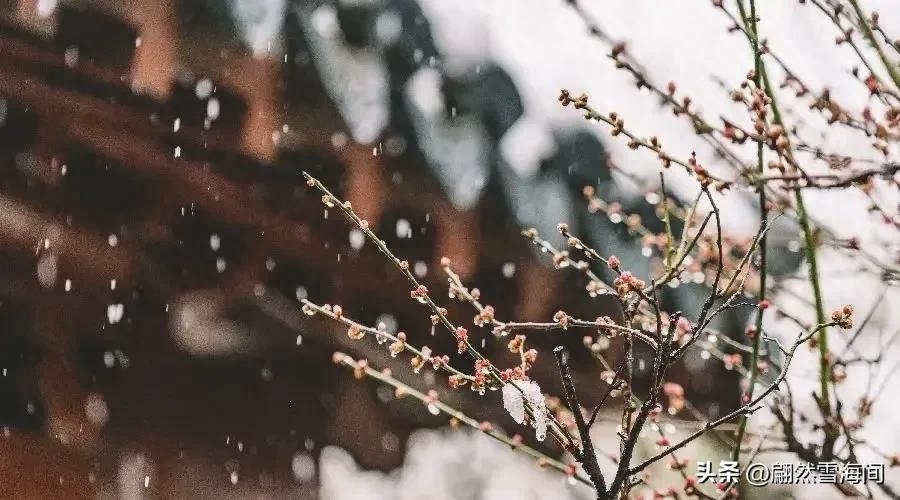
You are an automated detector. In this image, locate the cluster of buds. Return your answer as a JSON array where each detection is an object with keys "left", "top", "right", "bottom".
[
  {"left": 607, "top": 255, "right": 621, "bottom": 270},
  {"left": 347, "top": 323, "right": 365, "bottom": 340},
  {"left": 455, "top": 327, "right": 469, "bottom": 353},
  {"left": 558, "top": 89, "right": 589, "bottom": 109},
  {"left": 448, "top": 374, "right": 467, "bottom": 389},
  {"left": 410, "top": 285, "right": 429, "bottom": 301},
  {"left": 388, "top": 332, "right": 406, "bottom": 357},
  {"left": 507, "top": 335, "right": 537, "bottom": 370},
  {"left": 608, "top": 111, "right": 626, "bottom": 136},
  {"left": 831, "top": 304, "right": 854, "bottom": 329},
  {"left": 522, "top": 349, "right": 537, "bottom": 367},
  {"left": 474, "top": 305, "right": 495, "bottom": 327},
  {"left": 687, "top": 152, "right": 711, "bottom": 185},
  {"left": 409, "top": 346, "right": 432, "bottom": 373},
  {"left": 596, "top": 315, "right": 618, "bottom": 336},
  {"left": 613, "top": 271, "right": 646, "bottom": 296},
  {"left": 473, "top": 359, "right": 492, "bottom": 388},
  {"left": 499, "top": 366, "right": 527, "bottom": 383},
  {"left": 553, "top": 310, "right": 570, "bottom": 328},
  {"left": 507, "top": 334, "right": 526, "bottom": 353},
  {"left": 430, "top": 354, "right": 450, "bottom": 370},
  {"left": 410, "top": 351, "right": 449, "bottom": 375},
  {"left": 813, "top": 88, "right": 859, "bottom": 126}
]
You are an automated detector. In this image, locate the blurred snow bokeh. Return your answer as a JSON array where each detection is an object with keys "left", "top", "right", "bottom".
[
  {"left": 320, "top": 1, "right": 900, "bottom": 498},
  {"left": 321, "top": 429, "right": 593, "bottom": 500}
]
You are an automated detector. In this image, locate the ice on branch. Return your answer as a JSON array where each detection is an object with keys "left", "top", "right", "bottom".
[{"left": 502, "top": 380, "right": 548, "bottom": 442}]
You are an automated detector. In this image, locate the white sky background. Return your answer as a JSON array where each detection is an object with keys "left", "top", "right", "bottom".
[{"left": 323, "top": 1, "right": 900, "bottom": 498}]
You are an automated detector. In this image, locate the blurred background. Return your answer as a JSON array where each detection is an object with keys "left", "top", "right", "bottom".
[{"left": 0, "top": 1, "right": 897, "bottom": 498}]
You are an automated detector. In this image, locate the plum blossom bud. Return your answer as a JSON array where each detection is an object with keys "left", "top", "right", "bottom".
[
  {"left": 607, "top": 255, "right": 621, "bottom": 270},
  {"left": 347, "top": 324, "right": 365, "bottom": 340},
  {"left": 455, "top": 327, "right": 469, "bottom": 353},
  {"left": 474, "top": 305, "right": 495, "bottom": 327},
  {"left": 508, "top": 335, "right": 525, "bottom": 353},
  {"left": 614, "top": 271, "right": 646, "bottom": 296},
  {"left": 431, "top": 355, "right": 449, "bottom": 370},
  {"left": 388, "top": 336, "right": 406, "bottom": 357},
  {"left": 831, "top": 304, "right": 854, "bottom": 329},
  {"left": 448, "top": 374, "right": 467, "bottom": 389},
  {"left": 553, "top": 310, "right": 569, "bottom": 328}
]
